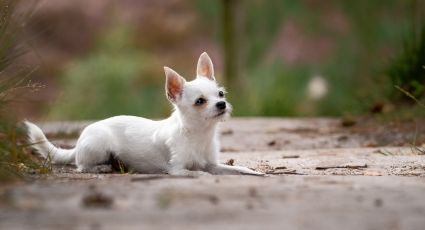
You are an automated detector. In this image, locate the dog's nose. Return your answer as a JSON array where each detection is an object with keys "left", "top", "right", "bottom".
[{"left": 216, "top": 101, "right": 226, "bottom": 110}]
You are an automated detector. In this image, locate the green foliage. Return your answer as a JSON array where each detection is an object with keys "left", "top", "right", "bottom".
[
  {"left": 49, "top": 24, "right": 168, "bottom": 120},
  {"left": 47, "top": 1, "right": 423, "bottom": 118},
  {"left": 388, "top": 25, "right": 425, "bottom": 102},
  {"left": 235, "top": 61, "right": 310, "bottom": 116},
  {"left": 194, "top": 0, "right": 415, "bottom": 116}
]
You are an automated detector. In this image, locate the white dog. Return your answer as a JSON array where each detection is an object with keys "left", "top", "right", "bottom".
[{"left": 26, "top": 52, "right": 263, "bottom": 176}]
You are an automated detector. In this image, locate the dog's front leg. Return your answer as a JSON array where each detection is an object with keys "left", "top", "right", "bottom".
[{"left": 207, "top": 164, "right": 264, "bottom": 176}]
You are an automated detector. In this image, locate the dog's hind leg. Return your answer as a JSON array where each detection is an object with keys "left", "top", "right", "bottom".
[{"left": 74, "top": 131, "right": 115, "bottom": 173}]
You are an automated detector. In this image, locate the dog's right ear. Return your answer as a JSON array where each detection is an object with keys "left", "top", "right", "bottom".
[
  {"left": 197, "top": 52, "right": 215, "bottom": 81},
  {"left": 164, "top": 66, "right": 186, "bottom": 102}
]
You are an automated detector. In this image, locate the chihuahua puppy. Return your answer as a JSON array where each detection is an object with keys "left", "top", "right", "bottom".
[{"left": 26, "top": 52, "right": 263, "bottom": 176}]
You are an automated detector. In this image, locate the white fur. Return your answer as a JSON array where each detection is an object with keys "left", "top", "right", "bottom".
[{"left": 25, "top": 52, "right": 263, "bottom": 176}]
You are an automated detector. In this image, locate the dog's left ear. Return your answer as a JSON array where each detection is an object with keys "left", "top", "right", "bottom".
[
  {"left": 197, "top": 52, "right": 215, "bottom": 81},
  {"left": 164, "top": 67, "right": 186, "bottom": 103}
]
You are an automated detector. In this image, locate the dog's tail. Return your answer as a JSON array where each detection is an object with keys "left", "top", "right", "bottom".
[{"left": 25, "top": 121, "right": 76, "bottom": 164}]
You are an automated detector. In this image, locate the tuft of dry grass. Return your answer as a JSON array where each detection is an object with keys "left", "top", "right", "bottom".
[{"left": 0, "top": 0, "right": 48, "bottom": 183}]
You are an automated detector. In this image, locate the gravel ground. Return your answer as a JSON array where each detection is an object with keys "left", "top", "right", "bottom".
[{"left": 1, "top": 117, "right": 424, "bottom": 230}]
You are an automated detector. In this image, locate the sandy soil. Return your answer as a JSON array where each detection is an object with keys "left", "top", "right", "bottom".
[{"left": 1, "top": 117, "right": 424, "bottom": 230}]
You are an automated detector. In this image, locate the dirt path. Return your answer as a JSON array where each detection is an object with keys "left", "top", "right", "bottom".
[{"left": 1, "top": 118, "right": 425, "bottom": 230}]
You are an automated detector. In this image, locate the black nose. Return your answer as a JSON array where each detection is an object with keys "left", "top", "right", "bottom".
[{"left": 216, "top": 101, "right": 226, "bottom": 110}]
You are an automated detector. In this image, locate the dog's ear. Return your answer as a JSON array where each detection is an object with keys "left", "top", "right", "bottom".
[
  {"left": 164, "top": 67, "right": 185, "bottom": 102},
  {"left": 196, "top": 52, "right": 215, "bottom": 81}
]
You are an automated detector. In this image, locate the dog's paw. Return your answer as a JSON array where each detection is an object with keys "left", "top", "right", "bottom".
[
  {"left": 241, "top": 171, "right": 266, "bottom": 176},
  {"left": 168, "top": 169, "right": 211, "bottom": 177}
]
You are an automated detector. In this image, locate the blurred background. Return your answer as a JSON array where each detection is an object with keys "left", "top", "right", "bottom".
[{"left": 8, "top": 0, "right": 425, "bottom": 120}]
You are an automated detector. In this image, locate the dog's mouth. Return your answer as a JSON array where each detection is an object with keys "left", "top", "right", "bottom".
[{"left": 213, "top": 110, "right": 227, "bottom": 118}]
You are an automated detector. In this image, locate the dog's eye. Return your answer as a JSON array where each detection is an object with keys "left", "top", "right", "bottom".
[
  {"left": 218, "top": 91, "right": 224, "bottom": 97},
  {"left": 195, "top": 97, "right": 207, "bottom": 105}
]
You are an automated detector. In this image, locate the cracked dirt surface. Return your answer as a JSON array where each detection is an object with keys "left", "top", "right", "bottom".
[{"left": 1, "top": 118, "right": 425, "bottom": 230}]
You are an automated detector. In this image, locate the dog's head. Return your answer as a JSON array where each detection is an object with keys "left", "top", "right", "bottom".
[{"left": 164, "top": 52, "right": 232, "bottom": 124}]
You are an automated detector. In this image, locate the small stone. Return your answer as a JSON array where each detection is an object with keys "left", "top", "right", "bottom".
[
  {"left": 225, "top": 159, "right": 234, "bottom": 166},
  {"left": 82, "top": 191, "right": 113, "bottom": 209},
  {"left": 267, "top": 140, "right": 276, "bottom": 146},
  {"left": 341, "top": 117, "right": 356, "bottom": 127},
  {"left": 374, "top": 198, "right": 383, "bottom": 207}
]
